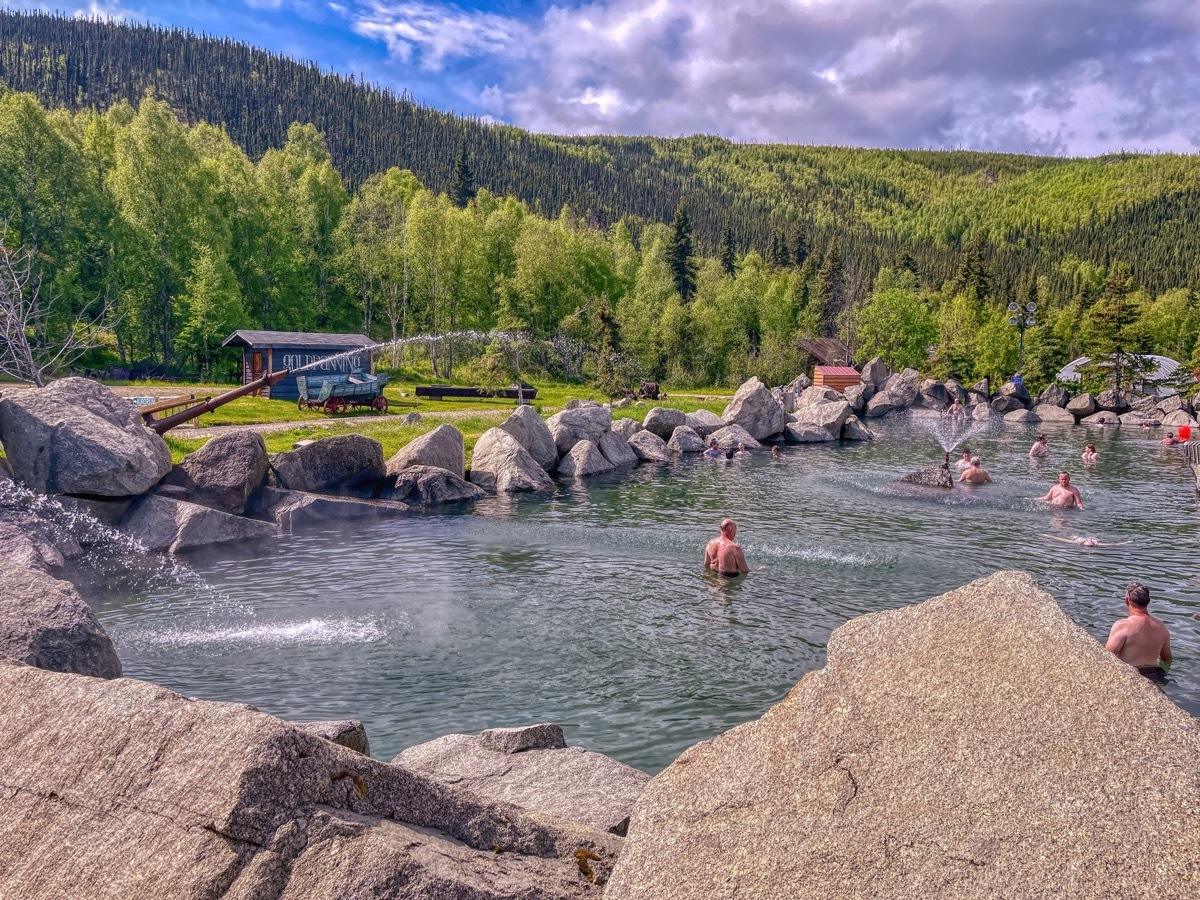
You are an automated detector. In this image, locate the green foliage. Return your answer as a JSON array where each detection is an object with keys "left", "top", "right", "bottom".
[
  {"left": 667, "top": 202, "right": 697, "bottom": 302},
  {"left": 856, "top": 287, "right": 936, "bottom": 371}
]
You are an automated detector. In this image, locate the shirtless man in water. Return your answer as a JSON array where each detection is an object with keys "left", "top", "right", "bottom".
[
  {"left": 1029, "top": 434, "right": 1050, "bottom": 459},
  {"left": 703, "top": 518, "right": 749, "bottom": 577},
  {"left": 1031, "top": 471, "right": 1084, "bottom": 508},
  {"left": 1106, "top": 582, "right": 1172, "bottom": 681},
  {"left": 957, "top": 456, "right": 992, "bottom": 484}
]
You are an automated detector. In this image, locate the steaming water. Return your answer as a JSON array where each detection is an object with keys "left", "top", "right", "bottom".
[{"left": 86, "top": 420, "right": 1200, "bottom": 773}]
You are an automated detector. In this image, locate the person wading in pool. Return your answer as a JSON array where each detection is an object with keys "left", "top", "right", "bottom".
[
  {"left": 1031, "top": 471, "right": 1084, "bottom": 508},
  {"left": 703, "top": 518, "right": 750, "bottom": 578},
  {"left": 957, "top": 456, "right": 992, "bottom": 484},
  {"left": 1029, "top": 434, "right": 1050, "bottom": 459},
  {"left": 1106, "top": 582, "right": 1172, "bottom": 682}
]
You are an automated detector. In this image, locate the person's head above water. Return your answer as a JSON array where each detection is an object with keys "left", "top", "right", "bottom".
[
  {"left": 1125, "top": 582, "right": 1150, "bottom": 609},
  {"left": 771, "top": 445, "right": 782, "bottom": 458},
  {"left": 1037, "top": 435, "right": 1048, "bottom": 443},
  {"left": 737, "top": 442, "right": 746, "bottom": 452},
  {"left": 971, "top": 456, "right": 982, "bottom": 467},
  {"left": 961, "top": 449, "right": 971, "bottom": 460},
  {"left": 719, "top": 518, "right": 737, "bottom": 538},
  {"left": 1086, "top": 444, "right": 1096, "bottom": 453},
  {"left": 1058, "top": 471, "right": 1071, "bottom": 486}
]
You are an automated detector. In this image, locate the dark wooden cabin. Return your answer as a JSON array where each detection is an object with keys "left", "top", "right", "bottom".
[{"left": 221, "top": 330, "right": 376, "bottom": 401}]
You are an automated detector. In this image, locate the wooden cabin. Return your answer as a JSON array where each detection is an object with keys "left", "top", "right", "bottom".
[
  {"left": 221, "top": 330, "right": 376, "bottom": 402},
  {"left": 813, "top": 365, "right": 861, "bottom": 392}
]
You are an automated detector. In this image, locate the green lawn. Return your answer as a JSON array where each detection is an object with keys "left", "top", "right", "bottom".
[{"left": 155, "top": 377, "right": 734, "bottom": 463}]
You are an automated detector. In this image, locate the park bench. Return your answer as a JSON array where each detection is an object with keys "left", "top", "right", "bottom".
[{"left": 415, "top": 385, "right": 538, "bottom": 402}]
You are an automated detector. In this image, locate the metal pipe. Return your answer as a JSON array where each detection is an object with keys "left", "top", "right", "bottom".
[{"left": 147, "top": 368, "right": 292, "bottom": 434}]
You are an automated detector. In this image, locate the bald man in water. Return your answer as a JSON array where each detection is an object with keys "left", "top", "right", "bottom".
[
  {"left": 1106, "top": 582, "right": 1172, "bottom": 680},
  {"left": 703, "top": 518, "right": 749, "bottom": 577}
]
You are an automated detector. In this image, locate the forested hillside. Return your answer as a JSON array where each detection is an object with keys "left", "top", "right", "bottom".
[{"left": 0, "top": 10, "right": 1197, "bottom": 396}]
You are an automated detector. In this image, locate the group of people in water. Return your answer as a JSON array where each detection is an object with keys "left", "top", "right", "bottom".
[{"left": 702, "top": 423, "right": 1178, "bottom": 683}]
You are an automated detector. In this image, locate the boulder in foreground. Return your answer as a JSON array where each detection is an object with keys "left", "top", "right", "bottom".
[
  {"left": 394, "top": 723, "right": 651, "bottom": 837},
  {"left": 0, "top": 567, "right": 121, "bottom": 679},
  {"left": 470, "top": 428, "right": 555, "bottom": 493},
  {"left": 0, "top": 666, "right": 619, "bottom": 898},
  {"left": 605, "top": 571, "right": 1200, "bottom": 899},
  {"left": 386, "top": 423, "right": 467, "bottom": 480},
  {"left": 0, "top": 377, "right": 172, "bottom": 497}
]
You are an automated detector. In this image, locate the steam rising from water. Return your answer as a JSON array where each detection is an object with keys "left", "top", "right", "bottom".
[{"left": 129, "top": 617, "right": 386, "bottom": 649}]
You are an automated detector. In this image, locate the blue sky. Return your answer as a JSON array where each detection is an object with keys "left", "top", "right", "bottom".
[{"left": 10, "top": 0, "right": 1200, "bottom": 155}]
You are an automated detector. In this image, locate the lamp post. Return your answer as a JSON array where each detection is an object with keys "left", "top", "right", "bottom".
[{"left": 1008, "top": 301, "right": 1037, "bottom": 371}]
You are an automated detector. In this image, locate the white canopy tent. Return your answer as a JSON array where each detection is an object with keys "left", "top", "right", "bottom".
[{"left": 1055, "top": 354, "right": 1191, "bottom": 396}]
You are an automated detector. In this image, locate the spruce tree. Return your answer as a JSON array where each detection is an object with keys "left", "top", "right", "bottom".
[
  {"left": 667, "top": 201, "right": 697, "bottom": 301},
  {"left": 719, "top": 225, "right": 737, "bottom": 277},
  {"left": 448, "top": 145, "right": 474, "bottom": 208},
  {"left": 790, "top": 225, "right": 808, "bottom": 268}
]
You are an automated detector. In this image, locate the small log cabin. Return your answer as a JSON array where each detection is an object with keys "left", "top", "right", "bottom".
[
  {"left": 221, "top": 330, "right": 376, "bottom": 402},
  {"left": 813, "top": 365, "right": 861, "bottom": 393}
]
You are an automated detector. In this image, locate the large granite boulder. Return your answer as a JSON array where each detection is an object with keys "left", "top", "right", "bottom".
[
  {"left": 789, "top": 400, "right": 852, "bottom": 437},
  {"left": 1032, "top": 403, "right": 1077, "bottom": 424},
  {"left": 159, "top": 430, "right": 268, "bottom": 515},
  {"left": 1095, "top": 389, "right": 1130, "bottom": 413},
  {"left": 880, "top": 368, "right": 921, "bottom": 406},
  {"left": 1066, "top": 392, "right": 1098, "bottom": 417},
  {"left": 667, "top": 426, "right": 706, "bottom": 453},
  {"left": 0, "top": 665, "right": 618, "bottom": 898},
  {"left": 394, "top": 724, "right": 651, "bottom": 837},
  {"left": 294, "top": 719, "right": 371, "bottom": 756},
  {"left": 796, "top": 386, "right": 842, "bottom": 409},
  {"left": 1162, "top": 409, "right": 1199, "bottom": 428},
  {"left": 0, "top": 567, "right": 121, "bottom": 679},
  {"left": 469, "top": 428, "right": 555, "bottom": 493},
  {"left": 611, "top": 417, "right": 644, "bottom": 440},
  {"left": 721, "top": 378, "right": 786, "bottom": 440},
  {"left": 990, "top": 394, "right": 1025, "bottom": 414},
  {"left": 843, "top": 383, "right": 868, "bottom": 414},
  {"left": 996, "top": 379, "right": 1032, "bottom": 406},
  {"left": 120, "top": 495, "right": 280, "bottom": 553},
  {"left": 785, "top": 422, "right": 837, "bottom": 443},
  {"left": 498, "top": 405, "right": 559, "bottom": 472},
  {"left": 379, "top": 465, "right": 486, "bottom": 506},
  {"left": 916, "top": 379, "right": 950, "bottom": 410},
  {"left": 626, "top": 430, "right": 670, "bottom": 462},
  {"left": 840, "top": 417, "right": 875, "bottom": 441},
  {"left": 0, "top": 377, "right": 172, "bottom": 497},
  {"left": 1157, "top": 393, "right": 1192, "bottom": 417},
  {"left": 545, "top": 407, "right": 613, "bottom": 457},
  {"left": 270, "top": 434, "right": 386, "bottom": 496},
  {"left": 944, "top": 378, "right": 968, "bottom": 404},
  {"left": 707, "top": 425, "right": 763, "bottom": 451},
  {"left": 386, "top": 424, "right": 466, "bottom": 480},
  {"left": 556, "top": 440, "right": 615, "bottom": 478},
  {"left": 784, "top": 373, "right": 812, "bottom": 394},
  {"left": 684, "top": 409, "right": 725, "bottom": 438},
  {"left": 863, "top": 389, "right": 904, "bottom": 417},
  {"left": 0, "top": 511, "right": 71, "bottom": 574},
  {"left": 1118, "top": 411, "right": 1152, "bottom": 427},
  {"left": 967, "top": 377, "right": 990, "bottom": 401},
  {"left": 895, "top": 464, "right": 953, "bottom": 488},
  {"left": 597, "top": 430, "right": 638, "bottom": 468},
  {"left": 859, "top": 357, "right": 887, "bottom": 389},
  {"left": 1081, "top": 411, "right": 1120, "bottom": 426},
  {"left": 1003, "top": 408, "right": 1036, "bottom": 424},
  {"left": 643, "top": 407, "right": 688, "bottom": 440},
  {"left": 1038, "top": 383, "right": 1070, "bottom": 407},
  {"left": 1130, "top": 395, "right": 1159, "bottom": 414},
  {"left": 248, "top": 487, "right": 410, "bottom": 531},
  {"left": 605, "top": 571, "right": 1200, "bottom": 900}
]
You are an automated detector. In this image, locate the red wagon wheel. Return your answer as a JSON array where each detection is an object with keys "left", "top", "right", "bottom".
[
  {"left": 298, "top": 397, "right": 307, "bottom": 412},
  {"left": 372, "top": 395, "right": 389, "bottom": 414},
  {"left": 323, "top": 398, "right": 339, "bottom": 415}
]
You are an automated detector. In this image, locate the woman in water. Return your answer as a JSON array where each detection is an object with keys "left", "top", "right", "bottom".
[
  {"left": 1081, "top": 444, "right": 1098, "bottom": 464},
  {"left": 956, "top": 448, "right": 973, "bottom": 470}
]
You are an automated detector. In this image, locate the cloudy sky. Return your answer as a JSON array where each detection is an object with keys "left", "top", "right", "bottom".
[{"left": 11, "top": 0, "right": 1200, "bottom": 155}]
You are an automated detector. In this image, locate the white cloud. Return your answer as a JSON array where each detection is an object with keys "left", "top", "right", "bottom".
[{"left": 349, "top": 0, "right": 531, "bottom": 70}]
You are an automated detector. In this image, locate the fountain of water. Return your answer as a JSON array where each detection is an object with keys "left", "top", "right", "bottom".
[{"left": 893, "top": 408, "right": 998, "bottom": 489}]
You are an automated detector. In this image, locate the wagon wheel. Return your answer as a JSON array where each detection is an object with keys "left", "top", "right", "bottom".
[
  {"left": 298, "top": 397, "right": 307, "bottom": 412},
  {"left": 323, "top": 398, "right": 339, "bottom": 415},
  {"left": 335, "top": 397, "right": 349, "bottom": 415},
  {"left": 372, "top": 395, "right": 389, "bottom": 414}
]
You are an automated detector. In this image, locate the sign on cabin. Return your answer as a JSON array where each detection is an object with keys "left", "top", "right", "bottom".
[{"left": 221, "top": 330, "right": 377, "bottom": 402}]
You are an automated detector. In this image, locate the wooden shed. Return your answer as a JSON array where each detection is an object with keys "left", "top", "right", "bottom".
[
  {"left": 221, "top": 330, "right": 376, "bottom": 402},
  {"left": 813, "top": 365, "right": 861, "bottom": 392}
]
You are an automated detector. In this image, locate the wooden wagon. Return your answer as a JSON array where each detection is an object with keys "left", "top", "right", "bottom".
[{"left": 297, "top": 372, "right": 390, "bottom": 414}]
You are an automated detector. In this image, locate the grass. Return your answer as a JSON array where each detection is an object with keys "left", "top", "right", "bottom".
[{"left": 153, "top": 376, "right": 735, "bottom": 463}]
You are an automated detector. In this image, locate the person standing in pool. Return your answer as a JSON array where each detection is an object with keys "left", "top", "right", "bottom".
[
  {"left": 703, "top": 518, "right": 749, "bottom": 578},
  {"left": 771, "top": 445, "right": 784, "bottom": 461},
  {"left": 957, "top": 456, "right": 992, "bottom": 484},
  {"left": 705, "top": 438, "right": 722, "bottom": 458},
  {"left": 1029, "top": 434, "right": 1050, "bottom": 459},
  {"left": 1031, "top": 471, "right": 1084, "bottom": 508},
  {"left": 956, "top": 449, "right": 973, "bottom": 470},
  {"left": 1106, "top": 582, "right": 1172, "bottom": 681},
  {"left": 1081, "top": 444, "right": 1098, "bottom": 464}
]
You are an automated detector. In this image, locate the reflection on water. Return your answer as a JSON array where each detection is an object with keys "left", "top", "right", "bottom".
[{"left": 87, "top": 421, "right": 1200, "bottom": 772}]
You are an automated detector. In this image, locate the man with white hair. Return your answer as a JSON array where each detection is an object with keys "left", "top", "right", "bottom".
[{"left": 957, "top": 456, "right": 992, "bottom": 485}]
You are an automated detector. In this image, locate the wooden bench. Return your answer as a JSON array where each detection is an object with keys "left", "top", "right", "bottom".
[{"left": 415, "top": 385, "right": 538, "bottom": 402}]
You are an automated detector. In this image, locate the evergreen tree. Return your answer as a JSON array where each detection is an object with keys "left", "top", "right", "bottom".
[
  {"left": 719, "top": 225, "right": 737, "bottom": 277},
  {"left": 813, "top": 245, "right": 844, "bottom": 336},
  {"left": 667, "top": 201, "right": 697, "bottom": 302},
  {"left": 1081, "top": 261, "right": 1151, "bottom": 393},
  {"left": 950, "top": 238, "right": 990, "bottom": 299},
  {"left": 790, "top": 225, "right": 808, "bottom": 268},
  {"left": 449, "top": 145, "right": 474, "bottom": 209}
]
